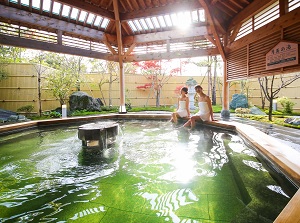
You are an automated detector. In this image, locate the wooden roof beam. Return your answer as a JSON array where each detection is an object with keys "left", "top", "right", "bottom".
[
  {"left": 110, "top": 48, "right": 220, "bottom": 62},
  {"left": 198, "top": 0, "right": 226, "bottom": 61},
  {"left": 122, "top": 26, "right": 208, "bottom": 45},
  {"left": 229, "top": 22, "right": 242, "bottom": 43},
  {"left": 56, "top": 0, "right": 115, "bottom": 20},
  {"left": 0, "top": 5, "right": 105, "bottom": 42},
  {"left": 112, "top": 0, "right": 123, "bottom": 56},
  {"left": 120, "top": 0, "right": 201, "bottom": 21},
  {"left": 205, "top": 34, "right": 216, "bottom": 46},
  {"left": 124, "top": 43, "right": 137, "bottom": 56},
  {"left": 103, "top": 39, "right": 118, "bottom": 55},
  {"left": 228, "top": 0, "right": 277, "bottom": 30},
  {"left": 0, "top": 33, "right": 111, "bottom": 59}
]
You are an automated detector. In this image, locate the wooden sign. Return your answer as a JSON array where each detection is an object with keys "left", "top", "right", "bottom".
[{"left": 266, "top": 41, "right": 299, "bottom": 70}]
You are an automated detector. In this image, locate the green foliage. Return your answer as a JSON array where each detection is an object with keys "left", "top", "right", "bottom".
[
  {"left": 264, "top": 110, "right": 283, "bottom": 115},
  {"left": 46, "top": 70, "right": 78, "bottom": 105},
  {"left": 0, "top": 46, "right": 26, "bottom": 63},
  {"left": 276, "top": 96, "right": 295, "bottom": 114},
  {"left": 129, "top": 106, "right": 174, "bottom": 112},
  {"left": 37, "top": 53, "right": 88, "bottom": 105},
  {"left": 17, "top": 105, "right": 34, "bottom": 113},
  {"left": 49, "top": 111, "right": 62, "bottom": 118},
  {"left": 101, "top": 106, "right": 119, "bottom": 112},
  {"left": 0, "top": 46, "right": 18, "bottom": 81},
  {"left": 236, "top": 114, "right": 300, "bottom": 129},
  {"left": 211, "top": 105, "right": 222, "bottom": 113},
  {"left": 235, "top": 107, "right": 251, "bottom": 114},
  {"left": 0, "top": 65, "right": 8, "bottom": 81},
  {"left": 70, "top": 107, "right": 119, "bottom": 116}
]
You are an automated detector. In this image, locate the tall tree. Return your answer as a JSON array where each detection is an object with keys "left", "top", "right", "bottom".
[
  {"left": 30, "top": 52, "right": 52, "bottom": 116},
  {"left": 258, "top": 73, "right": 300, "bottom": 121},
  {"left": 192, "top": 56, "right": 219, "bottom": 105},
  {"left": 133, "top": 60, "right": 173, "bottom": 107},
  {"left": 211, "top": 56, "right": 218, "bottom": 105},
  {"left": 37, "top": 53, "right": 87, "bottom": 107},
  {"left": 46, "top": 69, "right": 78, "bottom": 106}
]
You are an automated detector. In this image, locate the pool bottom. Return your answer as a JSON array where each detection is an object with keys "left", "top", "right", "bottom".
[{"left": 0, "top": 120, "right": 297, "bottom": 223}]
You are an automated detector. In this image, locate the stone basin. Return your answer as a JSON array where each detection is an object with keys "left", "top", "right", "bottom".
[{"left": 78, "top": 121, "right": 119, "bottom": 148}]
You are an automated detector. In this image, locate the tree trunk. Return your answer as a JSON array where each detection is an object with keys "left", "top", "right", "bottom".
[
  {"left": 212, "top": 56, "right": 217, "bottom": 105},
  {"left": 258, "top": 77, "right": 266, "bottom": 109},
  {"left": 98, "top": 83, "right": 107, "bottom": 106},
  {"left": 37, "top": 66, "right": 42, "bottom": 117},
  {"left": 268, "top": 98, "right": 273, "bottom": 121},
  {"left": 156, "top": 88, "right": 160, "bottom": 107}
]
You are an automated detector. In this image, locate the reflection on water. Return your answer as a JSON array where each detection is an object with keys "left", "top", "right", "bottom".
[
  {"left": 0, "top": 120, "right": 296, "bottom": 223},
  {"left": 136, "top": 188, "right": 198, "bottom": 222},
  {"left": 70, "top": 206, "right": 106, "bottom": 220}
]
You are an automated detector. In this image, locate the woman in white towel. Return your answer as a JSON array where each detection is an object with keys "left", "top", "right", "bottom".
[
  {"left": 183, "top": 85, "right": 216, "bottom": 128},
  {"left": 170, "top": 86, "right": 190, "bottom": 123}
]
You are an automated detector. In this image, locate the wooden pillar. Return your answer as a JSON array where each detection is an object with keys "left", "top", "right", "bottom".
[
  {"left": 57, "top": 30, "right": 62, "bottom": 45},
  {"left": 113, "top": 0, "right": 126, "bottom": 113},
  {"left": 119, "top": 59, "right": 126, "bottom": 113},
  {"left": 221, "top": 59, "right": 230, "bottom": 119},
  {"left": 223, "top": 60, "right": 229, "bottom": 110}
]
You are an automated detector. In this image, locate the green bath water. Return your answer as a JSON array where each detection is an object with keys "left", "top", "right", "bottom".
[{"left": 0, "top": 120, "right": 297, "bottom": 223}]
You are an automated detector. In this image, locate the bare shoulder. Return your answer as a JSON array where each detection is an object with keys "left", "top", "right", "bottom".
[{"left": 204, "top": 95, "right": 210, "bottom": 101}]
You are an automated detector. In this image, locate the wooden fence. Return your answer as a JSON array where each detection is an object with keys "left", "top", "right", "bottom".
[{"left": 0, "top": 63, "right": 299, "bottom": 114}]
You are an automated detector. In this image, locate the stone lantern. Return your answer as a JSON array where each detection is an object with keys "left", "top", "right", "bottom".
[{"left": 185, "top": 78, "right": 197, "bottom": 110}]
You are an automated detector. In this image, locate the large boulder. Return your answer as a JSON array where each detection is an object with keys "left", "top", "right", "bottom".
[
  {"left": 230, "top": 94, "right": 248, "bottom": 109},
  {"left": 250, "top": 106, "right": 266, "bottom": 115},
  {"left": 69, "top": 91, "right": 103, "bottom": 112},
  {"left": 284, "top": 117, "right": 300, "bottom": 126}
]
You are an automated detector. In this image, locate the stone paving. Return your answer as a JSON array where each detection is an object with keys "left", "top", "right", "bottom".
[{"left": 227, "top": 115, "right": 300, "bottom": 153}]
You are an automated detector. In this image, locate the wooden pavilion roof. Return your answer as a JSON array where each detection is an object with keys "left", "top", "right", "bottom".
[{"left": 0, "top": 0, "right": 296, "bottom": 62}]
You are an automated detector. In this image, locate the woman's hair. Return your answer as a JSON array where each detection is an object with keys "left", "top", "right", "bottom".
[
  {"left": 181, "top": 87, "right": 188, "bottom": 94},
  {"left": 194, "top": 85, "right": 202, "bottom": 90}
]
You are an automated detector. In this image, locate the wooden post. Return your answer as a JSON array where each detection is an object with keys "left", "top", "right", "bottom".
[
  {"left": 113, "top": 0, "right": 126, "bottom": 113},
  {"left": 221, "top": 60, "right": 230, "bottom": 118},
  {"left": 223, "top": 60, "right": 229, "bottom": 110}
]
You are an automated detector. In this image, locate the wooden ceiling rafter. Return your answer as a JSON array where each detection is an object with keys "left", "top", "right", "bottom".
[
  {"left": 137, "top": 0, "right": 146, "bottom": 9},
  {"left": 49, "top": 0, "right": 54, "bottom": 17},
  {"left": 130, "top": 0, "right": 140, "bottom": 11},
  {"left": 119, "top": 0, "right": 127, "bottom": 12},
  {"left": 125, "top": 0, "right": 134, "bottom": 11},
  {"left": 121, "top": 22, "right": 132, "bottom": 36},
  {"left": 204, "top": 34, "right": 216, "bottom": 46},
  {"left": 56, "top": 0, "right": 115, "bottom": 20},
  {"left": 198, "top": 0, "right": 226, "bottom": 61},
  {"left": 124, "top": 43, "right": 137, "bottom": 56},
  {"left": 39, "top": 0, "right": 43, "bottom": 14},
  {"left": 120, "top": 1, "right": 202, "bottom": 21},
  {"left": 229, "top": 0, "right": 277, "bottom": 30},
  {"left": 112, "top": 0, "right": 123, "bottom": 56},
  {"left": 103, "top": 39, "right": 118, "bottom": 55},
  {"left": 215, "top": 3, "right": 235, "bottom": 17},
  {"left": 221, "top": 1, "right": 239, "bottom": 14},
  {"left": 229, "top": 22, "right": 242, "bottom": 43},
  {"left": 229, "top": 0, "right": 244, "bottom": 10}
]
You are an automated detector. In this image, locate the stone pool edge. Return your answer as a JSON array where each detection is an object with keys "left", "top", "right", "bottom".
[{"left": 0, "top": 113, "right": 299, "bottom": 222}]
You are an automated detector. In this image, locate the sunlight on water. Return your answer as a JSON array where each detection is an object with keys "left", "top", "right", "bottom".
[{"left": 0, "top": 120, "right": 296, "bottom": 223}]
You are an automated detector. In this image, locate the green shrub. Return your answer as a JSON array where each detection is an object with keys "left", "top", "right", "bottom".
[
  {"left": 101, "top": 106, "right": 118, "bottom": 112},
  {"left": 17, "top": 105, "right": 34, "bottom": 113},
  {"left": 49, "top": 111, "right": 61, "bottom": 118},
  {"left": 235, "top": 107, "right": 250, "bottom": 114},
  {"left": 277, "top": 97, "right": 295, "bottom": 114}
]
